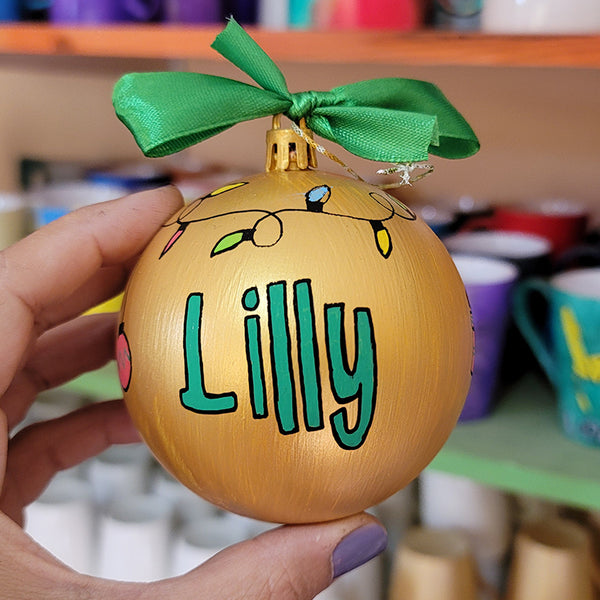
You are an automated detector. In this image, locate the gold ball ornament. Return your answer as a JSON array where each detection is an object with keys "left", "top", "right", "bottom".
[{"left": 117, "top": 122, "right": 473, "bottom": 524}]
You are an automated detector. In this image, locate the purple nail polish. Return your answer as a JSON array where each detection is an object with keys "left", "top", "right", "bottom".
[{"left": 332, "top": 523, "right": 387, "bottom": 579}]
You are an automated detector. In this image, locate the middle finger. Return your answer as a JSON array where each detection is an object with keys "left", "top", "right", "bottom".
[{"left": 2, "top": 312, "right": 118, "bottom": 430}]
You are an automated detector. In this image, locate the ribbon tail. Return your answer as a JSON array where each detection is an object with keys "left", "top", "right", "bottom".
[
  {"left": 332, "top": 78, "right": 479, "bottom": 159},
  {"left": 113, "top": 72, "right": 290, "bottom": 157},
  {"left": 307, "top": 107, "right": 440, "bottom": 163},
  {"left": 212, "top": 18, "right": 291, "bottom": 99}
]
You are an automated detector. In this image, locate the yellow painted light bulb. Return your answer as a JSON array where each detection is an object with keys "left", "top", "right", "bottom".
[{"left": 117, "top": 122, "right": 472, "bottom": 524}]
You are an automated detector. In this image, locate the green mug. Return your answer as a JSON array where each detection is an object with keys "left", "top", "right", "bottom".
[{"left": 514, "top": 268, "right": 600, "bottom": 446}]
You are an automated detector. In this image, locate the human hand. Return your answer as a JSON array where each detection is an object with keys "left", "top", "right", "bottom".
[{"left": 0, "top": 186, "right": 387, "bottom": 599}]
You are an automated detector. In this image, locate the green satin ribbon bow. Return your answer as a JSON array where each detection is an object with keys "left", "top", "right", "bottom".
[{"left": 113, "top": 19, "right": 479, "bottom": 163}]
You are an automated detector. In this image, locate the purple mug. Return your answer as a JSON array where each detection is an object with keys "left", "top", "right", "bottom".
[
  {"left": 50, "top": 0, "right": 162, "bottom": 23},
  {"left": 163, "top": 0, "right": 220, "bottom": 23},
  {"left": 452, "top": 254, "right": 519, "bottom": 420}
]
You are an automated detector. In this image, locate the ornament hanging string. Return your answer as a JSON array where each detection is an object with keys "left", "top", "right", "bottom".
[
  {"left": 288, "top": 119, "right": 432, "bottom": 188},
  {"left": 289, "top": 120, "right": 365, "bottom": 182},
  {"left": 113, "top": 19, "right": 479, "bottom": 168}
]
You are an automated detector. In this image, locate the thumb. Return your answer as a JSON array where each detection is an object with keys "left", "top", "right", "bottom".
[{"left": 118, "top": 512, "right": 387, "bottom": 600}]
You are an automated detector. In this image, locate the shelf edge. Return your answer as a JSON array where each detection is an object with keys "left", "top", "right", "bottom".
[{"left": 0, "top": 25, "right": 598, "bottom": 68}]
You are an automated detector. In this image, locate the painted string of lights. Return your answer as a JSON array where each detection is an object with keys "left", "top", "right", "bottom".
[{"left": 159, "top": 181, "right": 416, "bottom": 261}]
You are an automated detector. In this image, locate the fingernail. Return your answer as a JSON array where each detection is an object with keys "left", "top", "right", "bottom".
[{"left": 332, "top": 522, "right": 387, "bottom": 579}]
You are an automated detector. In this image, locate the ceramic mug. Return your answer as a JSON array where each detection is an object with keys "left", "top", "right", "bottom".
[
  {"left": 452, "top": 254, "right": 519, "bottom": 420},
  {"left": 50, "top": 0, "right": 162, "bottom": 23},
  {"left": 0, "top": 0, "right": 18, "bottom": 20},
  {"left": 97, "top": 493, "right": 173, "bottom": 581},
  {"left": 419, "top": 470, "right": 511, "bottom": 590},
  {"left": 25, "top": 476, "right": 95, "bottom": 575},
  {"left": 555, "top": 235, "right": 600, "bottom": 271},
  {"left": 388, "top": 527, "right": 480, "bottom": 600},
  {"left": 163, "top": 0, "right": 220, "bottom": 23},
  {"left": 505, "top": 518, "right": 596, "bottom": 600},
  {"left": 433, "top": 0, "right": 482, "bottom": 30},
  {"left": 492, "top": 200, "right": 589, "bottom": 260},
  {"left": 445, "top": 230, "right": 552, "bottom": 278},
  {"left": 414, "top": 204, "right": 457, "bottom": 238},
  {"left": 514, "top": 268, "right": 600, "bottom": 446},
  {"left": 481, "top": 0, "right": 600, "bottom": 33},
  {"left": 447, "top": 230, "right": 553, "bottom": 386},
  {"left": 171, "top": 515, "right": 248, "bottom": 576}
]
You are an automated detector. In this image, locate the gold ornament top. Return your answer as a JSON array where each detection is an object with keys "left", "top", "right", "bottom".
[{"left": 265, "top": 116, "right": 317, "bottom": 173}]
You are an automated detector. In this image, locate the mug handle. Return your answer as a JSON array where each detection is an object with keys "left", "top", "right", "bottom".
[{"left": 512, "top": 278, "right": 557, "bottom": 385}]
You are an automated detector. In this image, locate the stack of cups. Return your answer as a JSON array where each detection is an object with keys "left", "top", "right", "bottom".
[
  {"left": 505, "top": 518, "right": 597, "bottom": 600},
  {"left": 87, "top": 444, "right": 152, "bottom": 508},
  {"left": 97, "top": 492, "right": 174, "bottom": 581},
  {"left": 419, "top": 469, "right": 511, "bottom": 592},
  {"left": 88, "top": 443, "right": 175, "bottom": 581},
  {"left": 372, "top": 481, "right": 418, "bottom": 562},
  {"left": 388, "top": 526, "right": 481, "bottom": 600},
  {"left": 170, "top": 515, "right": 251, "bottom": 577},
  {"left": 25, "top": 476, "right": 96, "bottom": 575}
]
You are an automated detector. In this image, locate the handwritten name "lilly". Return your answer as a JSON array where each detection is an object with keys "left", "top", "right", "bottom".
[{"left": 180, "top": 279, "right": 377, "bottom": 450}]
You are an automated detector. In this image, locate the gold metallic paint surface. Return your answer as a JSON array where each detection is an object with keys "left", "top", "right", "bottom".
[{"left": 119, "top": 169, "right": 472, "bottom": 523}]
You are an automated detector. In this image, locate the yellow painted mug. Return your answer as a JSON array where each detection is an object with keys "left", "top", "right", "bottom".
[{"left": 513, "top": 268, "right": 600, "bottom": 446}]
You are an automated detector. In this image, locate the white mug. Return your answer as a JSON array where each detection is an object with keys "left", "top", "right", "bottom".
[
  {"left": 87, "top": 443, "right": 152, "bottom": 508},
  {"left": 170, "top": 515, "right": 248, "bottom": 576},
  {"left": 481, "top": 0, "right": 600, "bottom": 33},
  {"left": 25, "top": 476, "right": 95, "bottom": 575},
  {"left": 419, "top": 470, "right": 511, "bottom": 590},
  {"left": 97, "top": 493, "right": 174, "bottom": 581}
]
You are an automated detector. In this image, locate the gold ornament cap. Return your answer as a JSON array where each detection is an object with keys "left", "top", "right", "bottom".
[{"left": 265, "top": 115, "right": 317, "bottom": 172}]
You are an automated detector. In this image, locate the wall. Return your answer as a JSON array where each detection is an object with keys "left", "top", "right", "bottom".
[{"left": 0, "top": 55, "right": 598, "bottom": 217}]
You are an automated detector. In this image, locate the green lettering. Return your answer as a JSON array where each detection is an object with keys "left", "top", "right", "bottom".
[
  {"left": 243, "top": 287, "right": 267, "bottom": 419},
  {"left": 180, "top": 293, "right": 237, "bottom": 414},
  {"left": 268, "top": 281, "right": 299, "bottom": 434},
  {"left": 325, "top": 304, "right": 377, "bottom": 450},
  {"left": 294, "top": 279, "right": 323, "bottom": 431}
]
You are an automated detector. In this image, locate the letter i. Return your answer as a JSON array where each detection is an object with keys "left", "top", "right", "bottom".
[
  {"left": 294, "top": 280, "right": 324, "bottom": 431},
  {"left": 242, "top": 287, "right": 268, "bottom": 419},
  {"left": 268, "top": 281, "right": 299, "bottom": 434}
]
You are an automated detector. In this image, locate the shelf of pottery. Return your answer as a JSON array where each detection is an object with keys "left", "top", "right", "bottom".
[{"left": 1, "top": 6, "right": 600, "bottom": 599}]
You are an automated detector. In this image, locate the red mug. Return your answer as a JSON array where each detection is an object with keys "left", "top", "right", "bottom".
[{"left": 491, "top": 200, "right": 588, "bottom": 259}]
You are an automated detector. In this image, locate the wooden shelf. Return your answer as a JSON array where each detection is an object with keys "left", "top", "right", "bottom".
[
  {"left": 0, "top": 24, "right": 598, "bottom": 68},
  {"left": 66, "top": 365, "right": 600, "bottom": 511}
]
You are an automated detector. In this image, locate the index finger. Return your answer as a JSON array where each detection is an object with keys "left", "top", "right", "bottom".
[{"left": 0, "top": 185, "right": 183, "bottom": 393}]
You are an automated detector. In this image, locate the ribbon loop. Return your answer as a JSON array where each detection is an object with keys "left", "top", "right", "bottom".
[{"left": 113, "top": 18, "right": 479, "bottom": 163}]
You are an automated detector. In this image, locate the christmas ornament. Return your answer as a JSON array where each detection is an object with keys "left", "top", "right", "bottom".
[{"left": 113, "top": 19, "right": 479, "bottom": 523}]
